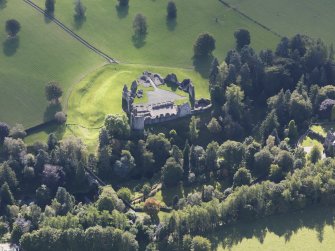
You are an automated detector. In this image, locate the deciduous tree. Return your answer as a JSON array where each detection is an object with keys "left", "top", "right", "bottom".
[
  {"left": 167, "top": 1, "right": 177, "bottom": 19},
  {"left": 193, "top": 33, "right": 216, "bottom": 57},
  {"left": 45, "top": 82, "right": 63, "bottom": 103},
  {"left": 234, "top": 29, "right": 250, "bottom": 50},
  {"left": 5, "top": 19, "right": 20, "bottom": 37},
  {"left": 133, "top": 13, "right": 147, "bottom": 37}
]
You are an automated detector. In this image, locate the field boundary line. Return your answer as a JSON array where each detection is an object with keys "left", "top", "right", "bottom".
[
  {"left": 22, "top": 0, "right": 118, "bottom": 64},
  {"left": 218, "top": 0, "right": 283, "bottom": 39}
]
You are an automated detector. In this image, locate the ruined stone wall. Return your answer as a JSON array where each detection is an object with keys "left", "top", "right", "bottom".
[{"left": 131, "top": 115, "right": 146, "bottom": 130}]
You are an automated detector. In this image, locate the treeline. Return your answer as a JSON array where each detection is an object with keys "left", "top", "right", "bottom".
[
  {"left": 21, "top": 226, "right": 138, "bottom": 251},
  {"left": 1, "top": 31, "right": 335, "bottom": 251},
  {"left": 209, "top": 33, "right": 335, "bottom": 141},
  {"left": 155, "top": 158, "right": 335, "bottom": 250}
]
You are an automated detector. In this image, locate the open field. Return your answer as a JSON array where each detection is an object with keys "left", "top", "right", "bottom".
[
  {"left": 213, "top": 206, "right": 335, "bottom": 251},
  {"left": 33, "top": 0, "right": 279, "bottom": 68},
  {"left": 0, "top": 0, "right": 104, "bottom": 128},
  {"left": 225, "top": 0, "right": 335, "bottom": 45}
]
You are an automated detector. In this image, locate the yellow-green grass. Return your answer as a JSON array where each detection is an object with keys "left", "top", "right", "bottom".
[
  {"left": 0, "top": 0, "right": 104, "bottom": 128},
  {"left": 133, "top": 86, "right": 154, "bottom": 104},
  {"left": 301, "top": 136, "right": 324, "bottom": 151},
  {"left": 310, "top": 125, "right": 327, "bottom": 137},
  {"left": 159, "top": 84, "right": 188, "bottom": 97},
  {"left": 25, "top": 64, "right": 208, "bottom": 151},
  {"left": 24, "top": 124, "right": 100, "bottom": 153},
  {"left": 33, "top": 0, "right": 279, "bottom": 68},
  {"left": 214, "top": 206, "right": 335, "bottom": 251},
  {"left": 310, "top": 123, "right": 335, "bottom": 137},
  {"left": 67, "top": 64, "right": 209, "bottom": 128},
  {"left": 225, "top": 0, "right": 335, "bottom": 45}
]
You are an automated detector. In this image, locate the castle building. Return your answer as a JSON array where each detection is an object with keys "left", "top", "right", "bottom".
[{"left": 122, "top": 72, "right": 211, "bottom": 130}]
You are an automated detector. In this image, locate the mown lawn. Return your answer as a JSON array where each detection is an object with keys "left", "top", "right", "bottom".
[
  {"left": 0, "top": 0, "right": 104, "bottom": 128},
  {"left": 225, "top": 0, "right": 335, "bottom": 45},
  {"left": 213, "top": 206, "right": 335, "bottom": 251},
  {"left": 33, "top": 0, "right": 279, "bottom": 68}
]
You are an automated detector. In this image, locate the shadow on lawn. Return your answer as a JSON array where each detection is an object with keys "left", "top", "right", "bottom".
[
  {"left": 208, "top": 206, "right": 335, "bottom": 251},
  {"left": 44, "top": 103, "right": 62, "bottom": 122},
  {"left": 0, "top": 0, "right": 7, "bottom": 9},
  {"left": 73, "top": 15, "right": 86, "bottom": 30},
  {"left": 192, "top": 54, "right": 214, "bottom": 78},
  {"left": 132, "top": 34, "right": 146, "bottom": 48},
  {"left": 3, "top": 37, "right": 20, "bottom": 57},
  {"left": 166, "top": 17, "right": 177, "bottom": 31},
  {"left": 116, "top": 4, "right": 129, "bottom": 19},
  {"left": 44, "top": 11, "right": 54, "bottom": 24}
]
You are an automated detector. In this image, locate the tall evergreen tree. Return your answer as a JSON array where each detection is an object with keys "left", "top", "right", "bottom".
[
  {"left": 209, "top": 58, "right": 219, "bottom": 87},
  {"left": 183, "top": 140, "right": 190, "bottom": 177},
  {"left": 0, "top": 182, "right": 14, "bottom": 208}
]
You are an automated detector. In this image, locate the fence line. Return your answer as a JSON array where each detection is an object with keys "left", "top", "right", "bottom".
[{"left": 22, "top": 0, "right": 118, "bottom": 64}]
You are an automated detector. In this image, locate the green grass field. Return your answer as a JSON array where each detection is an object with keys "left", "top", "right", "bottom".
[
  {"left": 225, "top": 0, "right": 335, "bottom": 45},
  {"left": 213, "top": 206, "right": 335, "bottom": 251},
  {"left": 33, "top": 0, "right": 279, "bottom": 68},
  {"left": 0, "top": 0, "right": 104, "bottom": 128}
]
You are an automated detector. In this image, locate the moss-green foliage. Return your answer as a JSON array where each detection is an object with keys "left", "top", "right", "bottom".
[
  {"left": 301, "top": 136, "right": 324, "bottom": 150},
  {"left": 310, "top": 124, "right": 335, "bottom": 137},
  {"left": 33, "top": 0, "right": 279, "bottom": 68},
  {"left": 0, "top": 0, "right": 104, "bottom": 127},
  {"left": 225, "top": 0, "right": 335, "bottom": 45}
]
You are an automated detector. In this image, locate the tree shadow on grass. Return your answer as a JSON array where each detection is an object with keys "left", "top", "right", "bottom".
[
  {"left": 115, "top": 4, "right": 129, "bottom": 19},
  {"left": 192, "top": 54, "right": 214, "bottom": 78},
  {"left": 73, "top": 15, "right": 86, "bottom": 30},
  {"left": 3, "top": 37, "right": 20, "bottom": 57},
  {"left": 44, "top": 103, "right": 62, "bottom": 122},
  {"left": 208, "top": 206, "right": 335, "bottom": 251},
  {"left": 132, "top": 34, "right": 146, "bottom": 49},
  {"left": 0, "top": 0, "right": 7, "bottom": 9},
  {"left": 166, "top": 17, "right": 177, "bottom": 31},
  {"left": 44, "top": 11, "right": 54, "bottom": 24}
]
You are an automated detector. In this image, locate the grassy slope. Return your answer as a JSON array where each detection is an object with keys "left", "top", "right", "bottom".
[
  {"left": 225, "top": 0, "right": 335, "bottom": 45},
  {"left": 33, "top": 0, "right": 279, "bottom": 68},
  {"left": 215, "top": 206, "right": 335, "bottom": 251},
  {"left": 0, "top": 0, "right": 104, "bottom": 128},
  {"left": 67, "top": 64, "right": 209, "bottom": 128},
  {"left": 25, "top": 64, "right": 208, "bottom": 151}
]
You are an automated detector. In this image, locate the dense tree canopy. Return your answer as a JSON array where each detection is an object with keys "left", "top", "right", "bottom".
[
  {"left": 234, "top": 29, "right": 251, "bottom": 50},
  {"left": 133, "top": 14, "right": 147, "bottom": 37},
  {"left": 193, "top": 33, "right": 216, "bottom": 57}
]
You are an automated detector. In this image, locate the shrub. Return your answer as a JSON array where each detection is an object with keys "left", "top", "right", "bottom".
[
  {"left": 54, "top": 111, "right": 67, "bottom": 124},
  {"left": 143, "top": 198, "right": 160, "bottom": 217}
]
